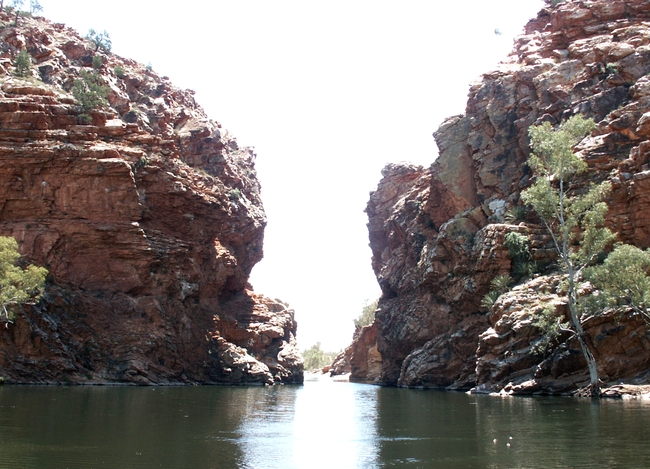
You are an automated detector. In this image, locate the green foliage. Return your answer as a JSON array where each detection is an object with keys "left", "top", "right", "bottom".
[
  {"left": 481, "top": 275, "right": 513, "bottom": 311},
  {"left": 134, "top": 156, "right": 148, "bottom": 172},
  {"left": 490, "top": 274, "right": 513, "bottom": 294},
  {"left": 301, "top": 342, "right": 339, "bottom": 371},
  {"left": 228, "top": 188, "right": 242, "bottom": 201},
  {"left": 521, "top": 115, "right": 614, "bottom": 269},
  {"left": 521, "top": 114, "right": 614, "bottom": 393},
  {"left": 71, "top": 69, "right": 109, "bottom": 123},
  {"left": 12, "top": 48, "right": 31, "bottom": 77},
  {"left": 28, "top": 0, "right": 40, "bottom": 14},
  {"left": 480, "top": 290, "right": 501, "bottom": 310},
  {"left": 92, "top": 54, "right": 103, "bottom": 70},
  {"left": 531, "top": 303, "right": 568, "bottom": 357},
  {"left": 504, "top": 205, "right": 527, "bottom": 224},
  {"left": 504, "top": 231, "right": 535, "bottom": 280},
  {"left": 606, "top": 63, "right": 619, "bottom": 75},
  {"left": 113, "top": 65, "right": 125, "bottom": 78},
  {"left": 85, "top": 29, "right": 112, "bottom": 53},
  {"left": 354, "top": 298, "right": 378, "bottom": 328},
  {"left": 0, "top": 236, "right": 47, "bottom": 322},
  {"left": 504, "top": 232, "right": 529, "bottom": 262},
  {"left": 585, "top": 243, "right": 650, "bottom": 321}
]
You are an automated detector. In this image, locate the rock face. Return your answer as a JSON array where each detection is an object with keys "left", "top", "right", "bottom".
[
  {"left": 0, "top": 13, "right": 302, "bottom": 384},
  {"left": 354, "top": 0, "right": 650, "bottom": 393}
]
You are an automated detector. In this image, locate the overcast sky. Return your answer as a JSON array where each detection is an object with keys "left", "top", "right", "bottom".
[{"left": 37, "top": 0, "right": 544, "bottom": 352}]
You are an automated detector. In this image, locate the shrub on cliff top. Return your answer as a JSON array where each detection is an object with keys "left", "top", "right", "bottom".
[
  {"left": 0, "top": 236, "right": 48, "bottom": 323},
  {"left": 86, "top": 29, "right": 112, "bottom": 53}
]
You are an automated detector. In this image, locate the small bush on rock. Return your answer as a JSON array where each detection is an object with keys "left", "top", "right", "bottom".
[
  {"left": 72, "top": 69, "right": 109, "bottom": 123},
  {"left": 12, "top": 48, "right": 31, "bottom": 77}
]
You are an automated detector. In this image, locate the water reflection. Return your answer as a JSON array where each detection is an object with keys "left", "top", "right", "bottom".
[
  {"left": 237, "top": 380, "right": 378, "bottom": 469},
  {"left": 0, "top": 383, "right": 649, "bottom": 468}
]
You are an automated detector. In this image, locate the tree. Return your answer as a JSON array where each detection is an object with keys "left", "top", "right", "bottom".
[
  {"left": 11, "top": 0, "right": 23, "bottom": 25},
  {"left": 585, "top": 243, "right": 650, "bottom": 323},
  {"left": 521, "top": 114, "right": 614, "bottom": 395},
  {"left": 71, "top": 69, "right": 109, "bottom": 123},
  {"left": 85, "top": 29, "right": 112, "bottom": 53},
  {"left": 0, "top": 236, "right": 48, "bottom": 323},
  {"left": 28, "top": 0, "right": 41, "bottom": 15},
  {"left": 13, "top": 48, "right": 31, "bottom": 77},
  {"left": 301, "top": 342, "right": 339, "bottom": 371},
  {"left": 354, "top": 298, "right": 378, "bottom": 329}
]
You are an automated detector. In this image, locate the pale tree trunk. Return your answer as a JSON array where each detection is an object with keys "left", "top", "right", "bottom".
[{"left": 567, "top": 262, "right": 600, "bottom": 396}]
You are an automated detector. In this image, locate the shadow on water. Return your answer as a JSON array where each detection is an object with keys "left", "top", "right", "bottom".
[{"left": 0, "top": 382, "right": 649, "bottom": 468}]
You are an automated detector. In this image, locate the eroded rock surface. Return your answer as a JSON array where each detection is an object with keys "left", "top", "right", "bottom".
[
  {"left": 0, "top": 12, "right": 302, "bottom": 384},
  {"left": 351, "top": 0, "right": 650, "bottom": 393}
]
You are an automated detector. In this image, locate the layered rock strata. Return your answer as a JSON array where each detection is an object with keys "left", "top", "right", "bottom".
[
  {"left": 349, "top": 0, "right": 650, "bottom": 393},
  {"left": 0, "top": 12, "right": 302, "bottom": 384}
]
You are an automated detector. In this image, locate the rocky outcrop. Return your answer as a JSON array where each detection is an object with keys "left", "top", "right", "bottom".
[
  {"left": 0, "top": 12, "right": 302, "bottom": 384},
  {"left": 354, "top": 0, "right": 650, "bottom": 393},
  {"left": 330, "top": 322, "right": 381, "bottom": 381}
]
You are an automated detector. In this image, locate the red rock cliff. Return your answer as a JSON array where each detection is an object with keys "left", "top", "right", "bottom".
[
  {"left": 0, "top": 13, "right": 303, "bottom": 384},
  {"left": 354, "top": 0, "right": 650, "bottom": 393}
]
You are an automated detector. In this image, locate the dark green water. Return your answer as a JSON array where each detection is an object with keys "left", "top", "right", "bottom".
[{"left": 0, "top": 380, "right": 649, "bottom": 469}]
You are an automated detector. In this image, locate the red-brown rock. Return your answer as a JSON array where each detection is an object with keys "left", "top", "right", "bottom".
[
  {"left": 0, "top": 12, "right": 302, "bottom": 384},
  {"left": 351, "top": 0, "right": 650, "bottom": 392}
]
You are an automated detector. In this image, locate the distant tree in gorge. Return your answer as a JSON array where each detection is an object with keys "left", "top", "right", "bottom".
[
  {"left": 86, "top": 29, "right": 112, "bottom": 53},
  {"left": 301, "top": 342, "right": 339, "bottom": 371},
  {"left": 0, "top": 236, "right": 48, "bottom": 323},
  {"left": 521, "top": 114, "right": 614, "bottom": 396}
]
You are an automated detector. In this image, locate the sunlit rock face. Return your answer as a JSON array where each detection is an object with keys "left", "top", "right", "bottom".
[
  {"left": 353, "top": 0, "right": 650, "bottom": 393},
  {"left": 0, "top": 12, "right": 302, "bottom": 384}
]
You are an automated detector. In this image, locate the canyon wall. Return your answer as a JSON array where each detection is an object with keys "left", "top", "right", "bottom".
[
  {"left": 0, "top": 12, "right": 302, "bottom": 384},
  {"left": 347, "top": 0, "right": 650, "bottom": 393}
]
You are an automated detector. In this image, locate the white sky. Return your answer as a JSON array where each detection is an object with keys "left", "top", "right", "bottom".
[{"left": 37, "top": 0, "right": 544, "bottom": 352}]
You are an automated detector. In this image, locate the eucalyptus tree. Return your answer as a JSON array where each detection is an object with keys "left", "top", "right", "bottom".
[
  {"left": 0, "top": 236, "right": 48, "bottom": 323},
  {"left": 521, "top": 114, "right": 614, "bottom": 396}
]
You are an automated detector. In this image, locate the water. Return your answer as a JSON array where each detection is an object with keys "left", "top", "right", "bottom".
[{"left": 0, "top": 380, "right": 649, "bottom": 469}]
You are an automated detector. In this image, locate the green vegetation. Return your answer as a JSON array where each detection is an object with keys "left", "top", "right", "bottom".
[
  {"left": 585, "top": 243, "right": 650, "bottom": 323},
  {"left": 530, "top": 303, "right": 567, "bottom": 357},
  {"left": 228, "top": 188, "right": 242, "bottom": 201},
  {"left": 9, "top": 0, "right": 41, "bottom": 25},
  {"left": 504, "top": 205, "right": 526, "bottom": 224},
  {"left": 85, "top": 29, "right": 112, "bottom": 53},
  {"left": 113, "top": 65, "right": 125, "bottom": 78},
  {"left": 354, "top": 298, "right": 378, "bottom": 328},
  {"left": 504, "top": 231, "right": 535, "bottom": 279},
  {"left": 606, "top": 63, "right": 619, "bottom": 75},
  {"left": 521, "top": 114, "right": 614, "bottom": 395},
  {"left": 0, "top": 236, "right": 48, "bottom": 323},
  {"left": 480, "top": 274, "right": 513, "bottom": 310},
  {"left": 301, "top": 342, "right": 339, "bottom": 371},
  {"left": 92, "top": 54, "right": 103, "bottom": 70},
  {"left": 71, "top": 69, "right": 109, "bottom": 123},
  {"left": 12, "top": 48, "right": 31, "bottom": 77}
]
